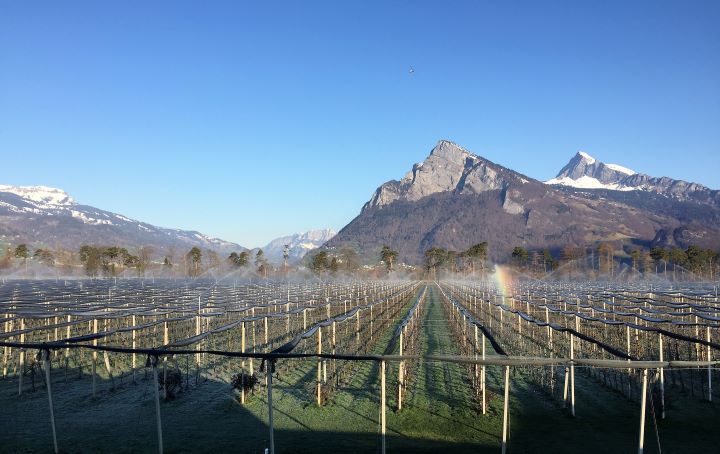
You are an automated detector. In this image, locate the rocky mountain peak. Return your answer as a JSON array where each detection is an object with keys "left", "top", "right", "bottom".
[
  {"left": 363, "top": 140, "right": 525, "bottom": 212},
  {"left": 429, "top": 140, "right": 474, "bottom": 163}
]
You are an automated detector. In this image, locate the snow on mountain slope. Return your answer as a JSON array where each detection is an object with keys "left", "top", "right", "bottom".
[
  {"left": 0, "top": 185, "right": 75, "bottom": 207},
  {"left": 577, "top": 151, "right": 596, "bottom": 164},
  {"left": 262, "top": 229, "right": 336, "bottom": 264},
  {"left": 546, "top": 151, "right": 637, "bottom": 189},
  {"left": 0, "top": 185, "right": 244, "bottom": 253},
  {"left": 546, "top": 151, "right": 719, "bottom": 205},
  {"left": 604, "top": 163, "right": 636, "bottom": 175},
  {"left": 545, "top": 175, "right": 634, "bottom": 191}
]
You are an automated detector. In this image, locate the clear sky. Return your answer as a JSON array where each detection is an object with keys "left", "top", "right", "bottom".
[{"left": 1, "top": 1, "right": 718, "bottom": 248}]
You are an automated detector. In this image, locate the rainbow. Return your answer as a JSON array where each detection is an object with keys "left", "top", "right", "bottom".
[{"left": 492, "top": 264, "right": 513, "bottom": 301}]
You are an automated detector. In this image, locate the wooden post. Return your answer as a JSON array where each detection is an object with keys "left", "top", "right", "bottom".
[
  {"left": 658, "top": 333, "right": 665, "bottom": 419},
  {"left": 381, "top": 360, "right": 386, "bottom": 454},
  {"left": 638, "top": 368, "right": 648, "bottom": 454},
  {"left": 398, "top": 331, "right": 404, "bottom": 410},
  {"left": 708, "top": 326, "right": 713, "bottom": 402},
  {"left": 481, "top": 334, "right": 487, "bottom": 415},
  {"left": 151, "top": 358, "right": 164, "bottom": 454},
  {"left": 332, "top": 321, "right": 336, "bottom": 383},
  {"left": 195, "top": 314, "right": 201, "bottom": 382},
  {"left": 264, "top": 317, "right": 269, "bottom": 347},
  {"left": 251, "top": 314, "right": 256, "bottom": 375},
  {"left": 570, "top": 333, "right": 575, "bottom": 417},
  {"left": 626, "top": 325, "right": 632, "bottom": 395},
  {"left": 64, "top": 315, "right": 70, "bottom": 374},
  {"left": 502, "top": 365, "right": 510, "bottom": 454},
  {"left": 18, "top": 318, "right": 25, "bottom": 395},
  {"left": 545, "top": 306, "right": 551, "bottom": 340},
  {"left": 286, "top": 303, "right": 290, "bottom": 333},
  {"left": 474, "top": 324, "right": 479, "bottom": 388},
  {"left": 316, "top": 327, "right": 322, "bottom": 406},
  {"left": 241, "top": 322, "right": 246, "bottom": 404},
  {"left": 574, "top": 316, "right": 580, "bottom": 354},
  {"left": 517, "top": 312, "right": 521, "bottom": 335},
  {"left": 92, "top": 318, "right": 98, "bottom": 397},
  {"left": 3, "top": 319, "right": 13, "bottom": 378},
  {"left": 132, "top": 315, "right": 137, "bottom": 382},
  {"left": 695, "top": 316, "right": 701, "bottom": 361},
  {"left": 267, "top": 360, "right": 275, "bottom": 454},
  {"left": 42, "top": 350, "right": 59, "bottom": 454}
]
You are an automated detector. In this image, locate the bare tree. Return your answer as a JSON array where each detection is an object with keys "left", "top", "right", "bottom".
[
  {"left": 283, "top": 244, "right": 290, "bottom": 273},
  {"left": 187, "top": 247, "right": 202, "bottom": 278}
]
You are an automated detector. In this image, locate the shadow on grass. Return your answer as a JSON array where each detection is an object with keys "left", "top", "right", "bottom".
[{"left": 0, "top": 371, "right": 501, "bottom": 454}]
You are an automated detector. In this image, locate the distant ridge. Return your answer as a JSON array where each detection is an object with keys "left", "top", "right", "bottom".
[
  {"left": 262, "top": 229, "right": 336, "bottom": 264},
  {"left": 0, "top": 185, "right": 245, "bottom": 254},
  {"left": 546, "top": 152, "right": 719, "bottom": 205}
]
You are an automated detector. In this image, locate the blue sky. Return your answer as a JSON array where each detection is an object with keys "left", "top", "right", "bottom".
[{"left": 1, "top": 1, "right": 718, "bottom": 248}]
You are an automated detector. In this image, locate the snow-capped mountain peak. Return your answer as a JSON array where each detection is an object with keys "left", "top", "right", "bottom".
[
  {"left": 262, "top": 229, "right": 337, "bottom": 264},
  {"left": 546, "top": 151, "right": 636, "bottom": 190},
  {"left": 545, "top": 151, "right": 717, "bottom": 205},
  {"left": 0, "top": 185, "right": 76, "bottom": 206},
  {"left": 577, "top": 151, "right": 596, "bottom": 164}
]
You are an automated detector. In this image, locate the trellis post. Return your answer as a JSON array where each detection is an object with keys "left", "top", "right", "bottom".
[
  {"left": 92, "top": 318, "right": 98, "bottom": 397},
  {"left": 381, "top": 359, "right": 386, "bottom": 454},
  {"left": 150, "top": 356, "right": 164, "bottom": 454},
  {"left": 658, "top": 333, "right": 665, "bottom": 418},
  {"left": 638, "top": 368, "right": 648, "bottom": 454},
  {"left": 132, "top": 314, "right": 137, "bottom": 382},
  {"left": 267, "top": 360, "right": 276, "bottom": 454},
  {"left": 42, "top": 349, "right": 59, "bottom": 454},
  {"left": 398, "top": 330, "right": 404, "bottom": 410},
  {"left": 18, "top": 318, "right": 25, "bottom": 395},
  {"left": 482, "top": 334, "right": 487, "bottom": 415},
  {"left": 570, "top": 333, "right": 575, "bottom": 417},
  {"left": 502, "top": 365, "right": 510, "bottom": 454},
  {"left": 241, "top": 322, "right": 246, "bottom": 404},
  {"left": 707, "top": 327, "right": 713, "bottom": 402},
  {"left": 317, "top": 327, "right": 322, "bottom": 406}
]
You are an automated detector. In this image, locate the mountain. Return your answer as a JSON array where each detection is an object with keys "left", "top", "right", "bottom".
[
  {"left": 362, "top": 140, "right": 526, "bottom": 211},
  {"left": 546, "top": 151, "right": 637, "bottom": 190},
  {"left": 326, "top": 140, "right": 720, "bottom": 263},
  {"left": 262, "top": 229, "right": 336, "bottom": 264},
  {"left": 0, "top": 185, "right": 245, "bottom": 255},
  {"left": 547, "top": 151, "right": 720, "bottom": 206}
]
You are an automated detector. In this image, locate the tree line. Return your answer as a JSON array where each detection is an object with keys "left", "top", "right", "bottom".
[
  {"left": 2, "top": 240, "right": 718, "bottom": 281},
  {"left": 305, "top": 245, "right": 402, "bottom": 277},
  {"left": 506, "top": 243, "right": 719, "bottom": 280},
  {"left": 423, "top": 242, "right": 489, "bottom": 276}
]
